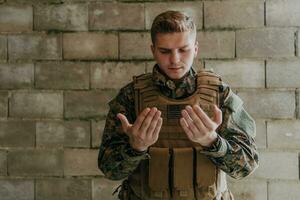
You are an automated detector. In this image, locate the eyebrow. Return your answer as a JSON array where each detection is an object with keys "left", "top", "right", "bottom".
[{"left": 158, "top": 45, "right": 190, "bottom": 51}]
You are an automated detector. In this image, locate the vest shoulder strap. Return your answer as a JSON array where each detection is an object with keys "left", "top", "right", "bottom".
[
  {"left": 133, "top": 73, "right": 153, "bottom": 90},
  {"left": 197, "top": 69, "right": 223, "bottom": 86}
]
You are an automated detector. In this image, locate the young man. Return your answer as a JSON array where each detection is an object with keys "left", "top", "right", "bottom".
[{"left": 98, "top": 11, "right": 259, "bottom": 200}]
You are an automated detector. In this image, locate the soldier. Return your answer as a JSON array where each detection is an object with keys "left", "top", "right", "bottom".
[{"left": 98, "top": 10, "right": 259, "bottom": 200}]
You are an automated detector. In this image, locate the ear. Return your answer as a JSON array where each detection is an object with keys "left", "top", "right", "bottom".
[
  {"left": 194, "top": 41, "right": 199, "bottom": 58},
  {"left": 151, "top": 44, "right": 155, "bottom": 56}
]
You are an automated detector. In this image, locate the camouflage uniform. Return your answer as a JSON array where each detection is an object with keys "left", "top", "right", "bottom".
[{"left": 98, "top": 64, "right": 259, "bottom": 199}]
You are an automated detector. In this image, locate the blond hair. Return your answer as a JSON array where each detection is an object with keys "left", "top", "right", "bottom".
[{"left": 150, "top": 10, "right": 196, "bottom": 45}]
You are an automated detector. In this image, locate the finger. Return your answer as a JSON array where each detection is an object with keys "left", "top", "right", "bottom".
[
  {"left": 213, "top": 105, "right": 222, "bottom": 126},
  {"left": 152, "top": 117, "right": 163, "bottom": 142},
  {"left": 181, "top": 109, "right": 201, "bottom": 135},
  {"left": 117, "top": 113, "right": 131, "bottom": 134},
  {"left": 180, "top": 117, "right": 194, "bottom": 141},
  {"left": 185, "top": 105, "right": 207, "bottom": 132},
  {"left": 193, "top": 105, "right": 215, "bottom": 130},
  {"left": 139, "top": 107, "right": 158, "bottom": 134},
  {"left": 133, "top": 107, "right": 151, "bottom": 132},
  {"left": 146, "top": 110, "right": 161, "bottom": 137}
]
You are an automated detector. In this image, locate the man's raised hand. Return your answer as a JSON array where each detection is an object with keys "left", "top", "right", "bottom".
[{"left": 117, "top": 107, "right": 163, "bottom": 152}]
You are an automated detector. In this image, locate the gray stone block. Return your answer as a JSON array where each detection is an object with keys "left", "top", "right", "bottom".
[
  {"left": 89, "top": 2, "right": 144, "bottom": 30},
  {"left": 8, "top": 149, "right": 63, "bottom": 176},
  {"left": 198, "top": 31, "right": 235, "bottom": 59},
  {"left": 0, "top": 63, "right": 33, "bottom": 89},
  {"left": 8, "top": 34, "right": 62, "bottom": 60},
  {"left": 34, "top": 4, "right": 88, "bottom": 31},
  {"left": 0, "top": 5, "right": 32, "bottom": 32},
  {"left": 0, "top": 180, "right": 34, "bottom": 200},
  {"left": 236, "top": 28, "right": 295, "bottom": 58},
  {"left": 205, "top": 0, "right": 264, "bottom": 28},
  {"left": 10, "top": 92, "right": 63, "bottom": 119},
  {"left": 0, "top": 120, "right": 35, "bottom": 147},
  {"left": 36, "top": 120, "right": 90, "bottom": 148},
  {"left": 91, "top": 62, "right": 146, "bottom": 89},
  {"left": 36, "top": 178, "right": 91, "bottom": 200},
  {"left": 35, "top": 61, "right": 89, "bottom": 89},
  {"left": 237, "top": 90, "right": 295, "bottom": 119}
]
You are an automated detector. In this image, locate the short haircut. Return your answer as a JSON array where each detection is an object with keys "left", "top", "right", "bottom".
[{"left": 150, "top": 10, "right": 196, "bottom": 45}]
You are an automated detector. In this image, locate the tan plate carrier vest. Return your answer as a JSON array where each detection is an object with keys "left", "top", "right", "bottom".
[{"left": 131, "top": 70, "right": 223, "bottom": 200}]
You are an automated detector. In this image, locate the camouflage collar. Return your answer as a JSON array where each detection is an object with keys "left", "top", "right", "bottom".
[{"left": 152, "top": 64, "right": 197, "bottom": 99}]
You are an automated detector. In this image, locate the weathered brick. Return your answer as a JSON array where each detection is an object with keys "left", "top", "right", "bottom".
[
  {"left": 63, "top": 32, "right": 118, "bottom": 60},
  {"left": 0, "top": 150, "right": 7, "bottom": 175},
  {"left": 34, "top": 4, "right": 88, "bottom": 31},
  {"left": 64, "top": 90, "right": 117, "bottom": 119},
  {"left": 269, "top": 180, "right": 300, "bottom": 200},
  {"left": 8, "top": 149, "right": 63, "bottom": 176},
  {"left": 0, "top": 180, "right": 34, "bottom": 200},
  {"left": 0, "top": 91, "right": 8, "bottom": 118},
  {"left": 0, "top": 63, "right": 33, "bottom": 89},
  {"left": 0, "top": 5, "right": 32, "bottom": 32},
  {"left": 267, "top": 59, "right": 300, "bottom": 88},
  {"left": 35, "top": 61, "right": 89, "bottom": 89},
  {"left": 92, "top": 120, "right": 105, "bottom": 148},
  {"left": 8, "top": 0, "right": 63, "bottom": 4},
  {"left": 64, "top": 149, "right": 102, "bottom": 176},
  {"left": 197, "top": 31, "right": 235, "bottom": 59},
  {"left": 256, "top": 119, "right": 267, "bottom": 149},
  {"left": 0, "top": 120, "right": 35, "bottom": 147},
  {"left": 36, "top": 178, "right": 91, "bottom": 200},
  {"left": 10, "top": 92, "right": 63, "bottom": 118},
  {"left": 267, "top": 0, "right": 300, "bottom": 26},
  {"left": 89, "top": 2, "right": 144, "bottom": 30},
  {"left": 145, "top": 2, "right": 203, "bottom": 30},
  {"left": 205, "top": 59, "right": 265, "bottom": 88},
  {"left": 36, "top": 120, "right": 90, "bottom": 148},
  {"left": 8, "top": 33, "right": 62, "bottom": 60},
  {"left": 237, "top": 90, "right": 295, "bottom": 119},
  {"left": 228, "top": 179, "right": 267, "bottom": 200},
  {"left": 119, "top": 32, "right": 152, "bottom": 59},
  {"left": 267, "top": 120, "right": 300, "bottom": 149},
  {"left": 91, "top": 62, "right": 146, "bottom": 89},
  {"left": 205, "top": 0, "right": 264, "bottom": 29},
  {"left": 236, "top": 28, "right": 295, "bottom": 58},
  {"left": 92, "top": 178, "right": 122, "bottom": 200},
  {"left": 0, "top": 35, "right": 7, "bottom": 60},
  {"left": 250, "top": 151, "right": 298, "bottom": 180}
]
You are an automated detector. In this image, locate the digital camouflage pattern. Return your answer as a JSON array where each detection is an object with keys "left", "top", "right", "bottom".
[{"left": 98, "top": 64, "right": 259, "bottom": 196}]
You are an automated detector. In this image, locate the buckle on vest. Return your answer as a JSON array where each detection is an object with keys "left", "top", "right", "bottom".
[
  {"left": 153, "top": 191, "right": 163, "bottom": 198},
  {"left": 179, "top": 190, "right": 188, "bottom": 197}
]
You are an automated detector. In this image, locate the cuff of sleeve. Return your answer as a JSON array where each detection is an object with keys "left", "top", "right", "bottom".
[
  {"left": 200, "top": 135, "right": 228, "bottom": 158},
  {"left": 122, "top": 145, "right": 150, "bottom": 161}
]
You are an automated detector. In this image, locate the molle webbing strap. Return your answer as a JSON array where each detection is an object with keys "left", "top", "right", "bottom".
[
  {"left": 173, "top": 148, "right": 194, "bottom": 200},
  {"left": 148, "top": 147, "right": 170, "bottom": 199},
  {"left": 195, "top": 147, "right": 217, "bottom": 200}
]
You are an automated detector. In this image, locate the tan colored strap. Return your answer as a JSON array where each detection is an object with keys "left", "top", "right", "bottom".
[
  {"left": 173, "top": 148, "right": 194, "bottom": 199},
  {"left": 148, "top": 147, "right": 170, "bottom": 198}
]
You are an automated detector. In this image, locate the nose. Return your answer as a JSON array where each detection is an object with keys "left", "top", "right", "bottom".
[{"left": 170, "top": 51, "right": 180, "bottom": 64}]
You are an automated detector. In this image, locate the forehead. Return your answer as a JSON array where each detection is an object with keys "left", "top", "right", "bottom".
[{"left": 154, "top": 31, "right": 196, "bottom": 48}]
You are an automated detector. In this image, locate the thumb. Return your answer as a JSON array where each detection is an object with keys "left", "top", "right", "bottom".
[
  {"left": 213, "top": 105, "right": 222, "bottom": 126},
  {"left": 117, "top": 113, "right": 131, "bottom": 133}
]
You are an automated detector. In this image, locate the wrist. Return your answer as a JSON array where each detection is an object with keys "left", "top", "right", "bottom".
[{"left": 199, "top": 131, "right": 218, "bottom": 147}]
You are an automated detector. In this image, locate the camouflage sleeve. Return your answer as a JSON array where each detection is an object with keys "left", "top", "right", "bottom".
[
  {"left": 98, "top": 82, "right": 149, "bottom": 180},
  {"left": 200, "top": 87, "right": 259, "bottom": 179}
]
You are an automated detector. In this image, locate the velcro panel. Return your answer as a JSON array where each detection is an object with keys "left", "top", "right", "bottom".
[
  {"left": 149, "top": 147, "right": 170, "bottom": 198},
  {"left": 173, "top": 148, "right": 194, "bottom": 199}
]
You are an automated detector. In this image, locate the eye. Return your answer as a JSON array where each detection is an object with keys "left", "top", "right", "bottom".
[
  {"left": 179, "top": 48, "right": 189, "bottom": 52},
  {"left": 160, "top": 50, "right": 170, "bottom": 54}
]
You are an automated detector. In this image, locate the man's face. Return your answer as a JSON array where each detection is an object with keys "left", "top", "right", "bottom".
[{"left": 151, "top": 31, "right": 198, "bottom": 80}]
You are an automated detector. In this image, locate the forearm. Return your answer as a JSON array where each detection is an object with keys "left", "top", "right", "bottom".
[
  {"left": 201, "top": 130, "right": 259, "bottom": 179},
  {"left": 98, "top": 140, "right": 148, "bottom": 180}
]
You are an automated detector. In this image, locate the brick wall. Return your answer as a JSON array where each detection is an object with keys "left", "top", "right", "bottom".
[{"left": 0, "top": 0, "right": 299, "bottom": 200}]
